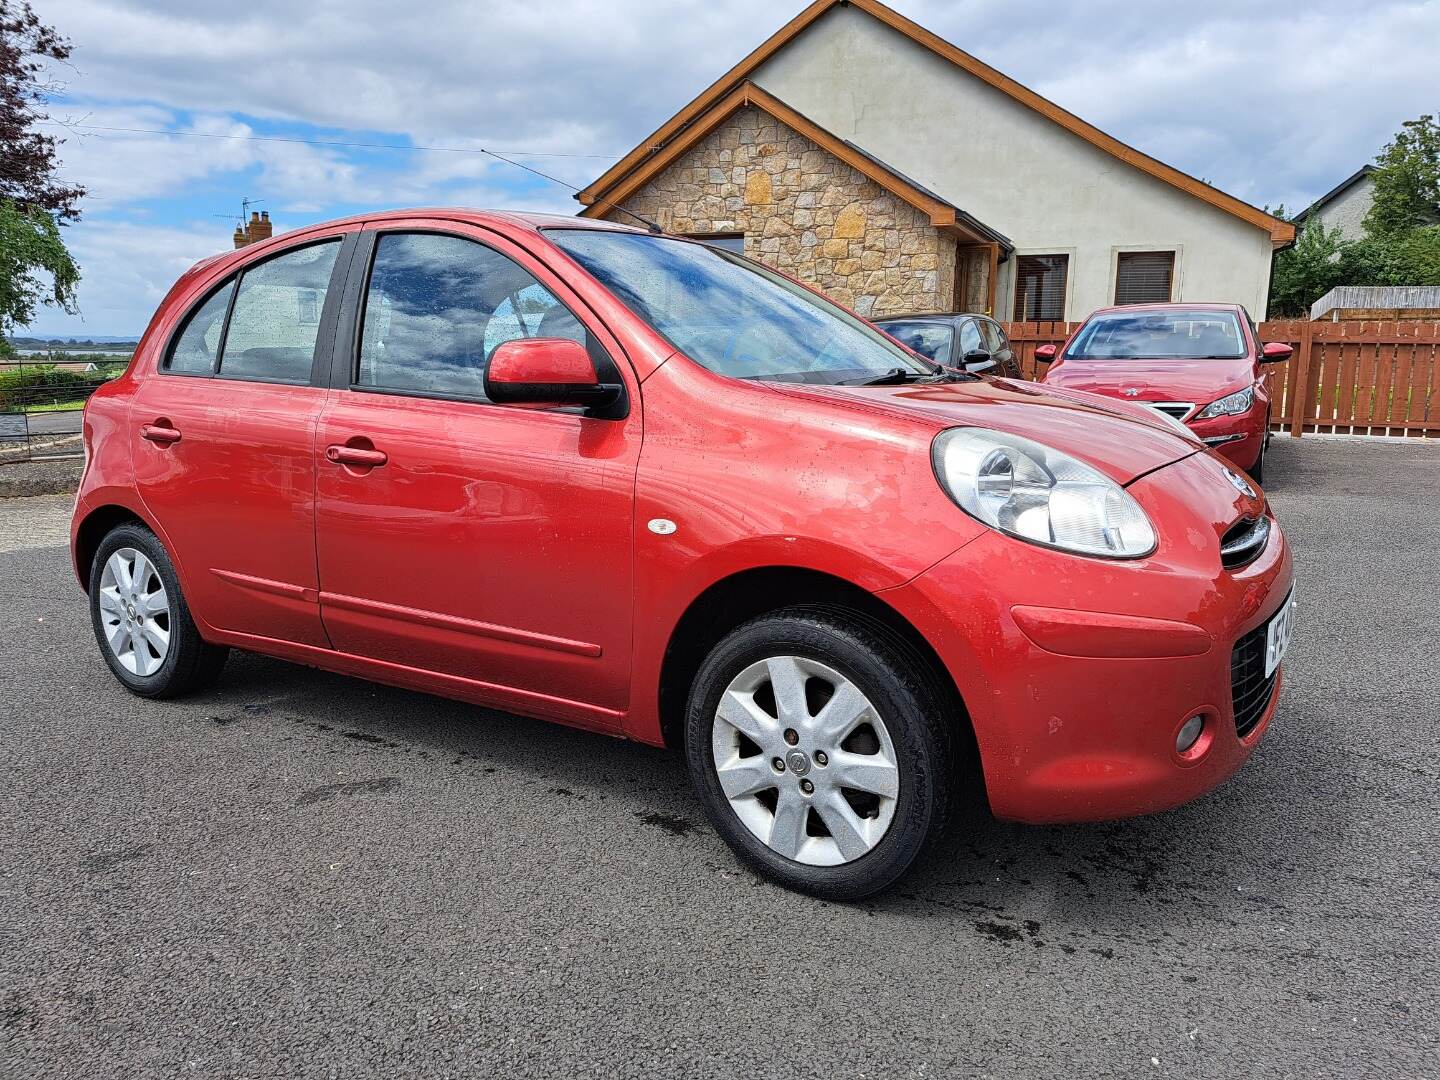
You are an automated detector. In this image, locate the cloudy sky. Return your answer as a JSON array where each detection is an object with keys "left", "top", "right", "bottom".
[{"left": 24, "top": 0, "right": 1440, "bottom": 336}]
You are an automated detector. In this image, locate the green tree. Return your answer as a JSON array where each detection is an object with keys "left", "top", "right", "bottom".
[
  {"left": 0, "top": 199, "right": 79, "bottom": 332},
  {"left": 1364, "top": 115, "right": 1440, "bottom": 235},
  {"left": 1342, "top": 225, "right": 1440, "bottom": 287},
  {"left": 0, "top": 1, "right": 85, "bottom": 341},
  {"left": 1268, "top": 218, "right": 1348, "bottom": 317}
]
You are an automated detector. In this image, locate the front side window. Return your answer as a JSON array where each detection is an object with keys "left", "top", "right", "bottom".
[
  {"left": 166, "top": 283, "right": 234, "bottom": 375},
  {"left": 358, "top": 233, "right": 585, "bottom": 400},
  {"left": 957, "top": 319, "right": 983, "bottom": 355},
  {"left": 880, "top": 321, "right": 952, "bottom": 366},
  {"left": 547, "top": 230, "right": 932, "bottom": 385},
  {"left": 219, "top": 241, "right": 340, "bottom": 383},
  {"left": 1013, "top": 255, "right": 1068, "bottom": 322},
  {"left": 1064, "top": 309, "right": 1246, "bottom": 360}
]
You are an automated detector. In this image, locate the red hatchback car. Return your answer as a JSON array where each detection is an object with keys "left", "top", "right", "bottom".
[
  {"left": 72, "top": 211, "right": 1295, "bottom": 899},
  {"left": 1035, "top": 304, "right": 1292, "bottom": 482}
]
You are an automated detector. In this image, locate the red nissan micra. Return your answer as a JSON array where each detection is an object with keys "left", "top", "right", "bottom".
[
  {"left": 72, "top": 211, "right": 1295, "bottom": 899},
  {"left": 1035, "top": 303, "right": 1292, "bottom": 482}
]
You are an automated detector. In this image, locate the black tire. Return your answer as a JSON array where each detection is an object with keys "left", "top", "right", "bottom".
[
  {"left": 684, "top": 605, "right": 954, "bottom": 901},
  {"left": 1250, "top": 438, "right": 1266, "bottom": 485},
  {"left": 88, "top": 522, "right": 229, "bottom": 699}
]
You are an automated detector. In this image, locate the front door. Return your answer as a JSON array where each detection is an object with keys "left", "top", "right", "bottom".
[
  {"left": 313, "top": 223, "right": 640, "bottom": 730},
  {"left": 131, "top": 233, "right": 354, "bottom": 647}
]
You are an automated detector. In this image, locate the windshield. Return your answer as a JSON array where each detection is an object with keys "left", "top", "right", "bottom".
[
  {"left": 878, "top": 321, "right": 952, "bottom": 366},
  {"left": 546, "top": 229, "right": 936, "bottom": 384},
  {"left": 1065, "top": 310, "right": 1247, "bottom": 360}
]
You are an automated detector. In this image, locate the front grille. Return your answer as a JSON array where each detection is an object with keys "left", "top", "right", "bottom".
[
  {"left": 1230, "top": 618, "right": 1279, "bottom": 738},
  {"left": 1148, "top": 402, "right": 1194, "bottom": 421},
  {"left": 1220, "top": 516, "right": 1270, "bottom": 569}
]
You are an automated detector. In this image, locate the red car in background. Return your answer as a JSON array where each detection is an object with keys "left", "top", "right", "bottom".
[
  {"left": 71, "top": 213, "right": 1294, "bottom": 899},
  {"left": 1035, "top": 304, "right": 1291, "bottom": 482}
]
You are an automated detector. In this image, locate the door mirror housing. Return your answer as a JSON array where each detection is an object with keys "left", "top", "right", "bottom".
[
  {"left": 1034, "top": 343, "right": 1058, "bottom": 363},
  {"left": 961, "top": 348, "right": 996, "bottom": 373},
  {"left": 484, "top": 338, "right": 623, "bottom": 415},
  {"left": 1260, "top": 341, "right": 1293, "bottom": 363}
]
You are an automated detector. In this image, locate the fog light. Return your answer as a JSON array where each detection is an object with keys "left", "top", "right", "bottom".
[{"left": 1176, "top": 714, "right": 1205, "bottom": 754}]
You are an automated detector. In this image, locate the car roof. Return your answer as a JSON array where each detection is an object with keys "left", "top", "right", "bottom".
[
  {"left": 873, "top": 312, "right": 991, "bottom": 323},
  {"left": 1086, "top": 302, "right": 1245, "bottom": 317}
]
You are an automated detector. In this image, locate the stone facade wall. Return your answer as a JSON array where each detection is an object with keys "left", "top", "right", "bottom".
[{"left": 604, "top": 106, "right": 955, "bottom": 317}]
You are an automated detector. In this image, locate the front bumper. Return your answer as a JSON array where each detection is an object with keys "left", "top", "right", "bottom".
[{"left": 881, "top": 451, "right": 1293, "bottom": 824}]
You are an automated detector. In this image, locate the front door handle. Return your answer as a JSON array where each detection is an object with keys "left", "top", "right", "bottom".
[
  {"left": 325, "top": 444, "right": 388, "bottom": 468},
  {"left": 140, "top": 422, "right": 182, "bottom": 445}
]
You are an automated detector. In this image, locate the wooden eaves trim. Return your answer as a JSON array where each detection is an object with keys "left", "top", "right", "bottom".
[
  {"left": 582, "top": 81, "right": 968, "bottom": 233},
  {"left": 578, "top": 0, "right": 1295, "bottom": 247}
]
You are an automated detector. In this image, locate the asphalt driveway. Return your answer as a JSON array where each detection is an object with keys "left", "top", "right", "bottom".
[{"left": 1, "top": 436, "right": 1436, "bottom": 1078}]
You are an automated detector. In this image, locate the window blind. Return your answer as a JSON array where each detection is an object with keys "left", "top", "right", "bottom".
[
  {"left": 1114, "top": 251, "right": 1175, "bottom": 305},
  {"left": 1013, "top": 255, "right": 1068, "bottom": 322}
]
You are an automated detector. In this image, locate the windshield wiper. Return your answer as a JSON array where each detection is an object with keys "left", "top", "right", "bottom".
[{"left": 847, "top": 367, "right": 929, "bottom": 386}]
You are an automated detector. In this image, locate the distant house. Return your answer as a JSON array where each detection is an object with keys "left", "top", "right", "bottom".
[
  {"left": 1293, "top": 166, "right": 1377, "bottom": 243},
  {"left": 577, "top": 0, "right": 1293, "bottom": 320}
]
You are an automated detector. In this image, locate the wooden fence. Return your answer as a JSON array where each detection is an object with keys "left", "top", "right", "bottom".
[{"left": 1002, "top": 320, "right": 1440, "bottom": 438}]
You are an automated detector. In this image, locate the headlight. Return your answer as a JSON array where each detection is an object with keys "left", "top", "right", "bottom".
[
  {"left": 932, "top": 428, "right": 1157, "bottom": 558},
  {"left": 1196, "top": 386, "right": 1254, "bottom": 419}
]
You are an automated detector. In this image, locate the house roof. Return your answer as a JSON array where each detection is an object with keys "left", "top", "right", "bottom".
[
  {"left": 581, "top": 80, "right": 1011, "bottom": 248},
  {"left": 577, "top": 0, "right": 1295, "bottom": 247},
  {"left": 1293, "top": 165, "right": 1378, "bottom": 224}
]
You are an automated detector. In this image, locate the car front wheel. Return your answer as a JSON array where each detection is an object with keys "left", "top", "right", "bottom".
[
  {"left": 89, "top": 522, "right": 229, "bottom": 698},
  {"left": 685, "top": 606, "right": 954, "bottom": 900}
]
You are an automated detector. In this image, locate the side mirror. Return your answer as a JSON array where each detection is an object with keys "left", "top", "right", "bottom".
[
  {"left": 1260, "top": 341, "right": 1293, "bottom": 363},
  {"left": 961, "top": 348, "right": 996, "bottom": 373},
  {"left": 1034, "top": 343, "right": 1057, "bottom": 363},
  {"left": 484, "top": 338, "right": 622, "bottom": 414}
]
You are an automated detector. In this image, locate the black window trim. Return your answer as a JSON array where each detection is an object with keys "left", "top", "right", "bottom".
[
  {"left": 158, "top": 232, "right": 355, "bottom": 388},
  {"left": 334, "top": 225, "right": 628, "bottom": 418}
]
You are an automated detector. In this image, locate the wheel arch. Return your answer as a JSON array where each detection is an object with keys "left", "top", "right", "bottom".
[
  {"left": 656, "top": 566, "right": 979, "bottom": 779},
  {"left": 73, "top": 502, "right": 153, "bottom": 592}
]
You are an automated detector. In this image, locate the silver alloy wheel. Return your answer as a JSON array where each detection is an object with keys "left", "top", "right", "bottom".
[
  {"left": 98, "top": 547, "right": 171, "bottom": 677},
  {"left": 711, "top": 655, "right": 900, "bottom": 866}
]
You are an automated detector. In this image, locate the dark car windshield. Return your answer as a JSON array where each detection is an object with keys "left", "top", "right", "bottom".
[
  {"left": 546, "top": 229, "right": 936, "bottom": 384},
  {"left": 877, "top": 320, "right": 952, "bottom": 366},
  {"left": 1065, "top": 310, "right": 1247, "bottom": 360}
]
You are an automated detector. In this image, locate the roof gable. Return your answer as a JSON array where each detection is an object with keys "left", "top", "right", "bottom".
[
  {"left": 579, "top": 0, "right": 1294, "bottom": 246},
  {"left": 583, "top": 81, "right": 1008, "bottom": 248}
]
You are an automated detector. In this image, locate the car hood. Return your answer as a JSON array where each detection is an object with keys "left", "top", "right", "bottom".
[
  {"left": 1042, "top": 357, "right": 1254, "bottom": 406},
  {"left": 764, "top": 377, "right": 1202, "bottom": 486}
]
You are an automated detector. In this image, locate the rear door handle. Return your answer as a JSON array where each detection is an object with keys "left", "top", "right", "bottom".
[
  {"left": 325, "top": 444, "right": 388, "bottom": 468},
  {"left": 140, "top": 423, "right": 182, "bottom": 444}
]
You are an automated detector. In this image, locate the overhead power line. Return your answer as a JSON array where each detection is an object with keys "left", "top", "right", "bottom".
[{"left": 43, "top": 122, "right": 620, "bottom": 160}]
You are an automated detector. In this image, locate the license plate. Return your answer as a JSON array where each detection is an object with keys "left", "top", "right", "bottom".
[{"left": 1264, "top": 590, "right": 1296, "bottom": 677}]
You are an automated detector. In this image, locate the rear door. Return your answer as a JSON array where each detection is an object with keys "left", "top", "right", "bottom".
[
  {"left": 312, "top": 220, "right": 641, "bottom": 729},
  {"left": 131, "top": 231, "right": 357, "bottom": 647}
]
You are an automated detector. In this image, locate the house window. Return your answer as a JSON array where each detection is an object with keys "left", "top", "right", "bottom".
[
  {"left": 689, "top": 234, "right": 745, "bottom": 254},
  {"left": 1013, "top": 255, "right": 1068, "bottom": 321},
  {"left": 1114, "top": 251, "right": 1175, "bottom": 305}
]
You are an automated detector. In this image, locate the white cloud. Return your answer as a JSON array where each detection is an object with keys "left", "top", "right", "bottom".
[{"left": 21, "top": 0, "right": 1440, "bottom": 333}]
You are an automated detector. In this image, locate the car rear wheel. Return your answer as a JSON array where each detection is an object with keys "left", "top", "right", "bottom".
[
  {"left": 685, "top": 606, "right": 953, "bottom": 900},
  {"left": 89, "top": 523, "right": 228, "bottom": 698}
]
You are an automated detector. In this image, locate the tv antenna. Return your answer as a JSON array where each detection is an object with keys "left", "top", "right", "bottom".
[{"left": 212, "top": 197, "right": 266, "bottom": 225}]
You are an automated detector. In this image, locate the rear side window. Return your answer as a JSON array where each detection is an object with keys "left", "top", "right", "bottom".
[
  {"left": 357, "top": 232, "right": 585, "bottom": 400},
  {"left": 166, "top": 284, "right": 234, "bottom": 374},
  {"left": 219, "top": 241, "right": 340, "bottom": 383}
]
